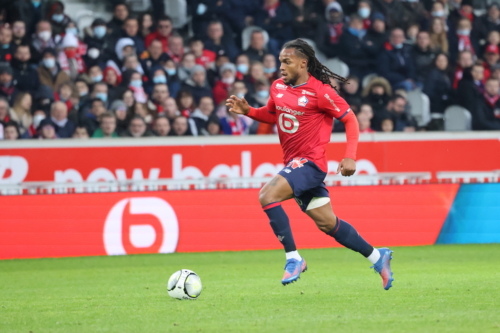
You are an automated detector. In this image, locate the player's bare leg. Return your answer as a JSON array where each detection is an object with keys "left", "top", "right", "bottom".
[
  {"left": 259, "top": 175, "right": 307, "bottom": 285},
  {"left": 306, "top": 199, "right": 394, "bottom": 290}
]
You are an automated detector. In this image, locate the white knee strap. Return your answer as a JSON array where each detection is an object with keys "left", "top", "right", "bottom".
[{"left": 306, "top": 197, "right": 330, "bottom": 211}]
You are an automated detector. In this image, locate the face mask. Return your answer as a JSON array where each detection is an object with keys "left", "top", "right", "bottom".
[
  {"left": 87, "top": 48, "right": 100, "bottom": 59},
  {"left": 92, "top": 74, "right": 103, "bottom": 82},
  {"left": 457, "top": 29, "right": 470, "bottom": 36},
  {"left": 38, "top": 31, "right": 51, "bottom": 42},
  {"left": 52, "top": 14, "right": 64, "bottom": 23},
  {"left": 222, "top": 76, "right": 235, "bottom": 85},
  {"left": 33, "top": 114, "right": 45, "bottom": 128},
  {"left": 257, "top": 90, "right": 269, "bottom": 98},
  {"left": 358, "top": 8, "right": 370, "bottom": 19},
  {"left": 236, "top": 92, "right": 245, "bottom": 99},
  {"left": 130, "top": 79, "right": 143, "bottom": 88},
  {"left": 94, "top": 26, "right": 106, "bottom": 39},
  {"left": 66, "top": 28, "right": 78, "bottom": 35},
  {"left": 197, "top": 3, "right": 208, "bottom": 15},
  {"left": 432, "top": 10, "right": 445, "bottom": 17},
  {"left": 96, "top": 92, "right": 107, "bottom": 102},
  {"left": 32, "top": 0, "right": 41, "bottom": 8},
  {"left": 153, "top": 75, "right": 167, "bottom": 84},
  {"left": 348, "top": 27, "right": 366, "bottom": 38},
  {"left": 166, "top": 68, "right": 176, "bottom": 76},
  {"left": 64, "top": 49, "right": 76, "bottom": 59},
  {"left": 394, "top": 43, "right": 403, "bottom": 49},
  {"left": 1, "top": 44, "right": 9, "bottom": 49},
  {"left": 79, "top": 90, "right": 88, "bottom": 97},
  {"left": 43, "top": 58, "right": 55, "bottom": 68},
  {"left": 263, "top": 67, "right": 276, "bottom": 74},
  {"left": 237, "top": 64, "right": 248, "bottom": 74}
]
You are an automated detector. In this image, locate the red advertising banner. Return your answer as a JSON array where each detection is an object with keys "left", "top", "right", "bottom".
[
  {"left": 1, "top": 134, "right": 499, "bottom": 185},
  {"left": 0, "top": 184, "right": 459, "bottom": 260}
]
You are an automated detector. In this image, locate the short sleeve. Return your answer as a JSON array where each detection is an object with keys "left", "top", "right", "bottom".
[{"left": 318, "top": 85, "right": 351, "bottom": 119}]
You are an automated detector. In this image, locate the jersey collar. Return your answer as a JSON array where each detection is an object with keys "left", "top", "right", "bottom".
[{"left": 288, "top": 74, "right": 311, "bottom": 89}]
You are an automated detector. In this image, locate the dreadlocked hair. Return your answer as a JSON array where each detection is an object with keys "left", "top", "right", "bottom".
[{"left": 282, "top": 39, "right": 348, "bottom": 94}]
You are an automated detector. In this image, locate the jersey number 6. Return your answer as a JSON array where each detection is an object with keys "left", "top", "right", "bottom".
[{"left": 278, "top": 113, "right": 299, "bottom": 134}]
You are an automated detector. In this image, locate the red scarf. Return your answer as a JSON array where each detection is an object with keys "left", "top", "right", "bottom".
[
  {"left": 54, "top": 92, "right": 73, "bottom": 111},
  {"left": 328, "top": 23, "right": 343, "bottom": 44},
  {"left": 483, "top": 92, "right": 500, "bottom": 108},
  {"left": 459, "top": 9, "right": 473, "bottom": 22},
  {"left": 453, "top": 66, "right": 464, "bottom": 89},
  {"left": 265, "top": 1, "right": 280, "bottom": 17},
  {"left": 457, "top": 34, "right": 473, "bottom": 54}
]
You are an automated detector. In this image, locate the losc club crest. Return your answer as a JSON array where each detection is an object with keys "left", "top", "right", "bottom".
[{"left": 298, "top": 95, "right": 309, "bottom": 107}]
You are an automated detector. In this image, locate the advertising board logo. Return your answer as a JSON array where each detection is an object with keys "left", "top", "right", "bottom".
[{"left": 103, "top": 197, "right": 179, "bottom": 255}]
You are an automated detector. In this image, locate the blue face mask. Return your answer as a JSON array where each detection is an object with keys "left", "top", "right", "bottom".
[
  {"left": 236, "top": 92, "right": 245, "bottom": 99},
  {"left": 94, "top": 26, "right": 106, "bottom": 39},
  {"left": 2, "top": 44, "right": 9, "bottom": 49},
  {"left": 394, "top": 43, "right": 403, "bottom": 49},
  {"left": 32, "top": 0, "right": 41, "bottom": 8},
  {"left": 263, "top": 67, "right": 276, "bottom": 74},
  {"left": 358, "top": 8, "right": 370, "bottom": 19},
  {"left": 52, "top": 14, "right": 64, "bottom": 23},
  {"left": 92, "top": 74, "right": 103, "bottom": 82},
  {"left": 66, "top": 28, "right": 78, "bottom": 35},
  {"left": 130, "top": 79, "right": 143, "bottom": 88},
  {"left": 166, "top": 68, "right": 176, "bottom": 76},
  {"left": 43, "top": 58, "right": 56, "bottom": 68},
  {"left": 348, "top": 27, "right": 366, "bottom": 38},
  {"left": 96, "top": 92, "right": 107, "bottom": 102},
  {"left": 237, "top": 64, "right": 248, "bottom": 74},
  {"left": 153, "top": 75, "right": 167, "bottom": 84},
  {"left": 257, "top": 90, "right": 269, "bottom": 98}
]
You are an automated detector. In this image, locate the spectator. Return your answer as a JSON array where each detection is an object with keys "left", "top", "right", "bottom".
[
  {"left": 430, "top": 1, "right": 448, "bottom": 29},
  {"left": 475, "top": 3, "right": 500, "bottom": 45},
  {"left": 473, "top": 77, "right": 500, "bottom": 130},
  {"left": 182, "top": 65, "right": 212, "bottom": 104},
  {"left": 400, "top": 0, "right": 428, "bottom": 32},
  {"left": 110, "top": 100, "right": 130, "bottom": 135},
  {"left": 121, "top": 89, "right": 135, "bottom": 112},
  {"left": 189, "top": 37, "right": 216, "bottom": 69},
  {"left": 251, "top": 78, "right": 270, "bottom": 108},
  {"left": 357, "top": 0, "right": 372, "bottom": 29},
  {"left": 188, "top": 96, "right": 215, "bottom": 136},
  {"left": 138, "top": 13, "right": 154, "bottom": 39},
  {"left": 58, "top": 33, "right": 86, "bottom": 80},
  {"left": 235, "top": 54, "right": 251, "bottom": 79},
  {"left": 37, "top": 48, "right": 70, "bottom": 92},
  {"left": 92, "top": 111, "right": 119, "bottom": 138},
  {"left": 123, "top": 115, "right": 153, "bottom": 137},
  {"left": 453, "top": 50, "right": 474, "bottom": 89},
  {"left": 122, "top": 17, "right": 145, "bottom": 55},
  {"left": 148, "top": 82, "right": 169, "bottom": 112},
  {"left": 37, "top": 118, "right": 57, "bottom": 139},
  {"left": 381, "top": 117, "right": 394, "bottom": 132},
  {"left": 83, "top": 19, "right": 111, "bottom": 68},
  {"left": 164, "top": 96, "right": 181, "bottom": 121},
  {"left": 362, "top": 76, "right": 392, "bottom": 115},
  {"left": 428, "top": 17, "right": 449, "bottom": 55},
  {"left": 243, "top": 29, "right": 268, "bottom": 63},
  {"left": 153, "top": 115, "right": 171, "bottom": 136},
  {"left": 74, "top": 78, "right": 90, "bottom": 104},
  {"left": 339, "top": 14, "right": 375, "bottom": 80},
  {"left": 413, "top": 31, "right": 439, "bottom": 85},
  {"left": 482, "top": 44, "right": 499, "bottom": 81},
  {"left": 371, "top": 0, "right": 407, "bottom": 30},
  {"left": 263, "top": 53, "right": 278, "bottom": 81},
  {"left": 0, "top": 97, "right": 17, "bottom": 124},
  {"left": 134, "top": 102, "right": 154, "bottom": 124},
  {"left": 289, "top": 0, "right": 320, "bottom": 39},
  {"left": 377, "top": 28, "right": 416, "bottom": 91},
  {"left": 72, "top": 126, "right": 89, "bottom": 139},
  {"left": 81, "top": 98, "right": 106, "bottom": 135},
  {"left": 213, "top": 63, "right": 236, "bottom": 105},
  {"left": 50, "top": 101, "right": 75, "bottom": 138},
  {"left": 145, "top": 15, "right": 174, "bottom": 53},
  {"left": 170, "top": 115, "right": 191, "bottom": 136},
  {"left": 385, "top": 95, "right": 417, "bottom": 131},
  {"left": 108, "top": 3, "right": 129, "bottom": 36},
  {"left": 479, "top": 30, "right": 500, "bottom": 58},
  {"left": 141, "top": 39, "right": 167, "bottom": 76},
  {"left": 316, "top": 2, "right": 343, "bottom": 58},
  {"left": 160, "top": 59, "right": 181, "bottom": 98},
  {"left": 177, "top": 53, "right": 196, "bottom": 82},
  {"left": 12, "top": 21, "right": 28, "bottom": 47},
  {"left": 357, "top": 112, "right": 375, "bottom": 133},
  {"left": 11, "top": 92, "right": 33, "bottom": 135},
  {"left": 245, "top": 61, "right": 266, "bottom": 94},
  {"left": 449, "top": 18, "right": 477, "bottom": 66},
  {"left": 424, "top": 53, "right": 453, "bottom": 115},
  {"left": 405, "top": 24, "right": 420, "bottom": 46},
  {"left": 121, "top": 69, "right": 147, "bottom": 104},
  {"left": 87, "top": 65, "right": 103, "bottom": 84},
  {"left": 103, "top": 62, "right": 122, "bottom": 89},
  {"left": 54, "top": 81, "right": 76, "bottom": 112},
  {"left": 359, "top": 103, "right": 374, "bottom": 120},
  {"left": 167, "top": 33, "right": 185, "bottom": 64},
  {"left": 45, "top": 2, "right": 69, "bottom": 36},
  {"left": 0, "top": 25, "right": 14, "bottom": 63},
  {"left": 8, "top": 0, "right": 47, "bottom": 36},
  {"left": 113, "top": 37, "right": 136, "bottom": 69},
  {"left": 457, "top": 63, "right": 485, "bottom": 113},
  {"left": 365, "top": 12, "right": 388, "bottom": 59},
  {"left": 0, "top": 64, "right": 20, "bottom": 105},
  {"left": 207, "top": 116, "right": 221, "bottom": 135},
  {"left": 3, "top": 121, "right": 20, "bottom": 140},
  {"left": 203, "top": 20, "right": 239, "bottom": 62},
  {"left": 255, "top": 0, "right": 294, "bottom": 50},
  {"left": 341, "top": 76, "right": 362, "bottom": 111},
  {"left": 122, "top": 53, "right": 145, "bottom": 75},
  {"left": 31, "top": 20, "right": 56, "bottom": 64},
  {"left": 10, "top": 44, "right": 39, "bottom": 95}
]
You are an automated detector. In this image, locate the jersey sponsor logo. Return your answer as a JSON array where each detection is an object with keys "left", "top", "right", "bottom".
[
  {"left": 276, "top": 83, "right": 288, "bottom": 90},
  {"left": 287, "top": 157, "right": 308, "bottom": 169},
  {"left": 276, "top": 105, "right": 304, "bottom": 116},
  {"left": 324, "top": 93, "right": 340, "bottom": 112},
  {"left": 302, "top": 90, "right": 316, "bottom": 96},
  {"left": 283, "top": 168, "right": 291, "bottom": 173},
  {"left": 298, "top": 96, "right": 309, "bottom": 107},
  {"left": 276, "top": 93, "right": 284, "bottom": 98}
]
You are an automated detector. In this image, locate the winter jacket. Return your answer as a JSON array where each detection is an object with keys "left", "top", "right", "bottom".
[
  {"left": 37, "top": 64, "right": 71, "bottom": 92},
  {"left": 11, "top": 59, "right": 40, "bottom": 94},
  {"left": 377, "top": 43, "right": 416, "bottom": 86}
]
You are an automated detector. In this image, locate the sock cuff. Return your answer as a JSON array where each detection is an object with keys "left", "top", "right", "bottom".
[
  {"left": 262, "top": 202, "right": 281, "bottom": 210},
  {"left": 326, "top": 217, "right": 342, "bottom": 236}
]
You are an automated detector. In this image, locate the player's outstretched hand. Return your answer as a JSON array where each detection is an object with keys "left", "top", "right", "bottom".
[
  {"left": 337, "top": 158, "right": 356, "bottom": 177},
  {"left": 226, "top": 95, "right": 250, "bottom": 115}
]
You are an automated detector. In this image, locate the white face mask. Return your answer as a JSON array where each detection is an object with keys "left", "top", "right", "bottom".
[
  {"left": 222, "top": 76, "right": 235, "bottom": 85},
  {"left": 33, "top": 114, "right": 46, "bottom": 128},
  {"left": 38, "top": 30, "right": 52, "bottom": 42}
]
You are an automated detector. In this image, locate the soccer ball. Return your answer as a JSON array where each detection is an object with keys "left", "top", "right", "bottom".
[{"left": 167, "top": 269, "right": 202, "bottom": 300}]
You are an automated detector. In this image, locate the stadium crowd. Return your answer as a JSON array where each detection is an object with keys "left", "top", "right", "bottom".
[{"left": 0, "top": 0, "right": 499, "bottom": 140}]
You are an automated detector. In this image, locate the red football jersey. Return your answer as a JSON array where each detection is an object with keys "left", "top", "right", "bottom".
[{"left": 248, "top": 75, "right": 352, "bottom": 172}]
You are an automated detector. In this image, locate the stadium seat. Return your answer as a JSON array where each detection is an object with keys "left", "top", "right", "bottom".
[
  {"left": 324, "top": 58, "right": 349, "bottom": 78},
  {"left": 241, "top": 27, "right": 270, "bottom": 51},
  {"left": 164, "top": 0, "right": 188, "bottom": 29},
  {"left": 444, "top": 105, "right": 472, "bottom": 131},
  {"left": 362, "top": 73, "right": 378, "bottom": 88},
  {"left": 125, "top": 0, "right": 151, "bottom": 12},
  {"left": 407, "top": 89, "right": 431, "bottom": 127}
]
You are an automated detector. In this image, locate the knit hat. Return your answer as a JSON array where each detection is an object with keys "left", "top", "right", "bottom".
[
  {"left": 190, "top": 65, "right": 206, "bottom": 77},
  {"left": 115, "top": 38, "right": 135, "bottom": 60},
  {"left": 61, "top": 33, "right": 78, "bottom": 48},
  {"left": 219, "top": 63, "right": 236, "bottom": 76}
]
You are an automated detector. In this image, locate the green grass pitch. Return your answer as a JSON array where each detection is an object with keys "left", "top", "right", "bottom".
[{"left": 1, "top": 244, "right": 499, "bottom": 333}]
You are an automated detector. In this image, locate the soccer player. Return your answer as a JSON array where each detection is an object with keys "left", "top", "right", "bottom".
[{"left": 226, "top": 39, "right": 394, "bottom": 290}]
